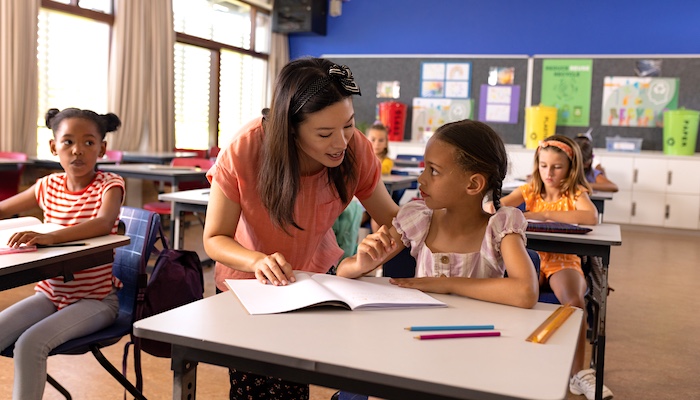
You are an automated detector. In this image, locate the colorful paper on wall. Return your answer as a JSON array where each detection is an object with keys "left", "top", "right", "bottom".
[
  {"left": 601, "top": 76, "right": 679, "bottom": 127},
  {"left": 540, "top": 59, "right": 593, "bottom": 127},
  {"left": 478, "top": 84, "right": 520, "bottom": 124},
  {"left": 420, "top": 62, "right": 471, "bottom": 98},
  {"left": 411, "top": 98, "right": 473, "bottom": 142}
]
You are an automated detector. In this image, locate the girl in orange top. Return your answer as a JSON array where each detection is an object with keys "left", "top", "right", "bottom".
[{"left": 501, "top": 135, "right": 612, "bottom": 400}]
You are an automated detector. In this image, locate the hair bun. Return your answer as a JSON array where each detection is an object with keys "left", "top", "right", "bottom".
[
  {"left": 102, "top": 113, "right": 122, "bottom": 133},
  {"left": 45, "top": 108, "right": 60, "bottom": 127}
]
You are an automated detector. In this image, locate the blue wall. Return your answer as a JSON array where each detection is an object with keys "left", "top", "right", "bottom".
[{"left": 289, "top": 0, "right": 700, "bottom": 59}]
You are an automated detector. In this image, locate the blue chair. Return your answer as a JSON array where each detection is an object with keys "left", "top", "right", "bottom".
[{"left": 1, "top": 207, "right": 160, "bottom": 399}]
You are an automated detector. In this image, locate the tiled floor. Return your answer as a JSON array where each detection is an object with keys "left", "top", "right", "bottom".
[{"left": 2, "top": 221, "right": 700, "bottom": 399}]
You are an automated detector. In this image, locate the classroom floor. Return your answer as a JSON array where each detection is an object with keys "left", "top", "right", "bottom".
[{"left": 1, "top": 221, "right": 699, "bottom": 400}]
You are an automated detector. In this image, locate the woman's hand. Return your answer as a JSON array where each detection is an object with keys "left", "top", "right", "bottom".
[
  {"left": 356, "top": 225, "right": 397, "bottom": 274},
  {"left": 252, "top": 252, "right": 295, "bottom": 286}
]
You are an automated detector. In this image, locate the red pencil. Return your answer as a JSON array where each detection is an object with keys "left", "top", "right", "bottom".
[{"left": 414, "top": 331, "right": 501, "bottom": 340}]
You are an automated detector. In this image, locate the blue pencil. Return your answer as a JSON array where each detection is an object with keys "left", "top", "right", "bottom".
[{"left": 404, "top": 325, "right": 495, "bottom": 332}]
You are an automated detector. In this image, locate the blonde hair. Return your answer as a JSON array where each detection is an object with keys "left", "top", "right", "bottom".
[
  {"left": 367, "top": 122, "right": 389, "bottom": 159},
  {"left": 530, "top": 134, "right": 591, "bottom": 198}
]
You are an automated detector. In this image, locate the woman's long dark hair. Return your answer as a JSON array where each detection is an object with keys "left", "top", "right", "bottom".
[{"left": 258, "top": 57, "right": 359, "bottom": 233}]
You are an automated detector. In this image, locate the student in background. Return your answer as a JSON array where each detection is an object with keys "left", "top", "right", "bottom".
[
  {"left": 203, "top": 57, "right": 399, "bottom": 400},
  {"left": 338, "top": 119, "right": 539, "bottom": 308},
  {"left": 574, "top": 134, "right": 619, "bottom": 192},
  {"left": 366, "top": 122, "right": 393, "bottom": 175},
  {"left": 0, "top": 108, "right": 124, "bottom": 400},
  {"left": 501, "top": 135, "right": 613, "bottom": 400},
  {"left": 365, "top": 122, "right": 395, "bottom": 232}
]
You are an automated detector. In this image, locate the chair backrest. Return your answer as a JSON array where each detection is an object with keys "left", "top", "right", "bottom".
[
  {"left": 0, "top": 151, "right": 28, "bottom": 201},
  {"left": 113, "top": 207, "right": 161, "bottom": 316},
  {"left": 104, "top": 150, "right": 123, "bottom": 163},
  {"left": 171, "top": 157, "right": 215, "bottom": 191},
  {"left": 209, "top": 145, "right": 221, "bottom": 158}
]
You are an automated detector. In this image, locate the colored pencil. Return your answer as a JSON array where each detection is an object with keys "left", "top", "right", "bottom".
[
  {"left": 405, "top": 325, "right": 494, "bottom": 331},
  {"left": 414, "top": 331, "right": 501, "bottom": 340},
  {"left": 36, "top": 243, "right": 87, "bottom": 248}
]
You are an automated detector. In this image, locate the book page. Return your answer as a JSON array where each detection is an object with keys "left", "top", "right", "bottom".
[
  {"left": 0, "top": 216, "right": 42, "bottom": 231},
  {"left": 0, "top": 221, "right": 65, "bottom": 248},
  {"left": 311, "top": 274, "right": 446, "bottom": 310},
  {"left": 225, "top": 273, "right": 346, "bottom": 315}
]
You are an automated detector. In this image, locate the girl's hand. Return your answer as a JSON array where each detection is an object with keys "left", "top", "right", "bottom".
[
  {"left": 390, "top": 276, "right": 451, "bottom": 294},
  {"left": 356, "top": 226, "right": 397, "bottom": 273},
  {"left": 252, "top": 252, "right": 295, "bottom": 286},
  {"left": 7, "top": 231, "right": 56, "bottom": 247}
]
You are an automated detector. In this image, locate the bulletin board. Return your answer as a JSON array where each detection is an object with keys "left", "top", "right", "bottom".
[
  {"left": 531, "top": 56, "right": 700, "bottom": 152},
  {"left": 322, "top": 55, "right": 530, "bottom": 144}
]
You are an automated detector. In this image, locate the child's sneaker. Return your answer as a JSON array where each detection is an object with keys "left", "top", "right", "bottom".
[{"left": 569, "top": 368, "right": 613, "bottom": 400}]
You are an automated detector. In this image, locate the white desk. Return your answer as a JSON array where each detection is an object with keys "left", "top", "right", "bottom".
[
  {"left": 99, "top": 163, "right": 209, "bottom": 187},
  {"left": 382, "top": 174, "right": 418, "bottom": 196},
  {"left": 134, "top": 283, "right": 583, "bottom": 400},
  {"left": 0, "top": 158, "right": 29, "bottom": 171},
  {"left": 100, "top": 163, "right": 209, "bottom": 208},
  {"left": 0, "top": 232, "right": 130, "bottom": 291},
  {"left": 525, "top": 223, "right": 621, "bottom": 400},
  {"left": 159, "top": 189, "right": 210, "bottom": 250},
  {"left": 121, "top": 151, "right": 198, "bottom": 164}
]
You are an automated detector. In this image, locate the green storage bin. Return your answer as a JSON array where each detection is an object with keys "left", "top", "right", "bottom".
[{"left": 663, "top": 109, "right": 699, "bottom": 155}]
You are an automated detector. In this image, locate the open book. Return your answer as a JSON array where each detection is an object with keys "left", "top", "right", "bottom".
[
  {"left": 225, "top": 273, "right": 447, "bottom": 315},
  {"left": 0, "top": 217, "right": 65, "bottom": 254}
]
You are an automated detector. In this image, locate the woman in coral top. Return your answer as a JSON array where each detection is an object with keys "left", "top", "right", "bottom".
[{"left": 203, "top": 57, "right": 399, "bottom": 399}]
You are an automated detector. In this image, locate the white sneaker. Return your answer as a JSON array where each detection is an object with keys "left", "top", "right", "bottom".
[{"left": 569, "top": 368, "right": 613, "bottom": 400}]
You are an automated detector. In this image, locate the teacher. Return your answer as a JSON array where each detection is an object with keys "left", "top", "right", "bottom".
[{"left": 203, "top": 57, "right": 399, "bottom": 399}]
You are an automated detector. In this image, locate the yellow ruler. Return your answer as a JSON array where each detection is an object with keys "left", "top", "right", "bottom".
[{"left": 526, "top": 304, "right": 576, "bottom": 344}]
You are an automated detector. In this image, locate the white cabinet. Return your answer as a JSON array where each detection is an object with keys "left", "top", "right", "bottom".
[
  {"left": 595, "top": 155, "right": 634, "bottom": 224},
  {"left": 666, "top": 160, "right": 700, "bottom": 195},
  {"left": 598, "top": 153, "right": 700, "bottom": 229},
  {"left": 630, "top": 191, "right": 665, "bottom": 227},
  {"left": 665, "top": 194, "right": 700, "bottom": 229}
]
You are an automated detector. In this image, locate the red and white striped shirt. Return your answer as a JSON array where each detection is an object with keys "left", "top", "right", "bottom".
[{"left": 34, "top": 171, "right": 125, "bottom": 309}]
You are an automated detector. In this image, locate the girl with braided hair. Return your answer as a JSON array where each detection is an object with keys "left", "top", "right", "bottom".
[{"left": 337, "top": 119, "right": 538, "bottom": 309}]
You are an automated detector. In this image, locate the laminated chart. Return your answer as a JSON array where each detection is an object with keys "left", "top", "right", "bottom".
[{"left": 601, "top": 76, "right": 679, "bottom": 127}]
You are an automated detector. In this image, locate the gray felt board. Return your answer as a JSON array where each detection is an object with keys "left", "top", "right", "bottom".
[{"left": 326, "top": 55, "right": 700, "bottom": 152}]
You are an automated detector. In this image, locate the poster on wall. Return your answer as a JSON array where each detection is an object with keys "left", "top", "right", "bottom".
[
  {"left": 540, "top": 59, "right": 593, "bottom": 127},
  {"left": 376, "top": 81, "right": 401, "bottom": 98},
  {"left": 420, "top": 62, "right": 471, "bottom": 98},
  {"left": 601, "top": 76, "right": 679, "bottom": 127},
  {"left": 411, "top": 98, "right": 474, "bottom": 142},
  {"left": 478, "top": 84, "right": 520, "bottom": 124}
]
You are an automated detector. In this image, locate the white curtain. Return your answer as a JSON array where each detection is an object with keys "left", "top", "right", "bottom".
[
  {"left": 0, "top": 0, "right": 39, "bottom": 154},
  {"left": 107, "top": 0, "right": 174, "bottom": 152},
  {"left": 267, "top": 32, "right": 289, "bottom": 103}
]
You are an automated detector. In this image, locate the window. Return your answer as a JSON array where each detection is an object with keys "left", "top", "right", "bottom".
[
  {"left": 36, "top": 0, "right": 113, "bottom": 158},
  {"left": 173, "top": 0, "right": 270, "bottom": 150}
]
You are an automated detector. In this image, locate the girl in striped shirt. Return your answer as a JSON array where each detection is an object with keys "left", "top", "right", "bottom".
[{"left": 0, "top": 108, "right": 125, "bottom": 400}]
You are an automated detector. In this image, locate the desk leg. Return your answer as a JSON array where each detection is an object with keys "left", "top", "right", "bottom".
[
  {"left": 172, "top": 203, "right": 184, "bottom": 250},
  {"left": 172, "top": 356, "right": 197, "bottom": 400},
  {"left": 594, "top": 262, "right": 610, "bottom": 400}
]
